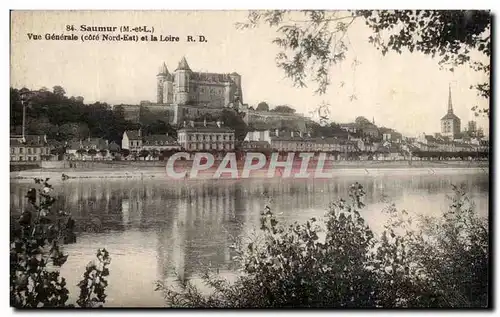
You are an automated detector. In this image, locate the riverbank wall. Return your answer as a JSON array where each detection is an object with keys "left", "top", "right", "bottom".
[{"left": 10, "top": 160, "right": 489, "bottom": 181}]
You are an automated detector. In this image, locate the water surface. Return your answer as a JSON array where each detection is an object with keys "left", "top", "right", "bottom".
[{"left": 10, "top": 170, "right": 489, "bottom": 307}]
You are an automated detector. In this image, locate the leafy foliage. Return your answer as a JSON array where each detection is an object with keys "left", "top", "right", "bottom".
[
  {"left": 156, "top": 183, "right": 488, "bottom": 308},
  {"left": 10, "top": 178, "right": 111, "bottom": 308},
  {"left": 76, "top": 249, "right": 111, "bottom": 308},
  {"left": 271, "top": 105, "right": 296, "bottom": 114},
  {"left": 10, "top": 87, "right": 140, "bottom": 143},
  {"left": 256, "top": 102, "right": 270, "bottom": 111},
  {"left": 237, "top": 10, "right": 491, "bottom": 116}
]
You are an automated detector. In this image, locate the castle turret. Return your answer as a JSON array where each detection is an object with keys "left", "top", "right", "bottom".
[
  {"left": 229, "top": 72, "right": 243, "bottom": 104},
  {"left": 175, "top": 56, "right": 191, "bottom": 105},
  {"left": 157, "top": 62, "right": 173, "bottom": 104}
]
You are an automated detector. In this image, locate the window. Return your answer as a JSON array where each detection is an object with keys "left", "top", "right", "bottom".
[
  {"left": 10, "top": 148, "right": 14, "bottom": 154},
  {"left": 19, "top": 156, "right": 23, "bottom": 161},
  {"left": 19, "top": 148, "right": 24, "bottom": 154}
]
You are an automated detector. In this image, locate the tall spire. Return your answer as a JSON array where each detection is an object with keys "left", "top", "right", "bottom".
[{"left": 447, "top": 84, "right": 453, "bottom": 114}]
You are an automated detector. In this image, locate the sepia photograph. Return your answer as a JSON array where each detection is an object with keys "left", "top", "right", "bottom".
[{"left": 9, "top": 9, "right": 491, "bottom": 309}]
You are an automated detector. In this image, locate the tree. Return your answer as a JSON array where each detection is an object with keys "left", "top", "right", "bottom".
[
  {"left": 256, "top": 102, "right": 270, "bottom": 111},
  {"left": 53, "top": 85, "right": 66, "bottom": 97},
  {"left": 220, "top": 109, "right": 248, "bottom": 142},
  {"left": 150, "top": 149, "right": 159, "bottom": 161},
  {"left": 76, "top": 148, "right": 87, "bottom": 158},
  {"left": 87, "top": 149, "right": 97, "bottom": 160},
  {"left": 355, "top": 116, "right": 372, "bottom": 126},
  {"left": 156, "top": 183, "right": 488, "bottom": 308},
  {"left": 99, "top": 149, "right": 108, "bottom": 159},
  {"left": 139, "top": 149, "right": 150, "bottom": 160},
  {"left": 237, "top": 10, "right": 491, "bottom": 116},
  {"left": 10, "top": 178, "right": 111, "bottom": 308},
  {"left": 121, "top": 149, "right": 130, "bottom": 158},
  {"left": 271, "top": 105, "right": 296, "bottom": 114}
]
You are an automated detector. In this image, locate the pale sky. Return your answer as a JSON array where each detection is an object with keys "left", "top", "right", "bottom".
[{"left": 10, "top": 10, "right": 490, "bottom": 136}]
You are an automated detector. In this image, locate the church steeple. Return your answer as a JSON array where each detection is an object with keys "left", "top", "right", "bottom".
[{"left": 447, "top": 84, "right": 454, "bottom": 114}]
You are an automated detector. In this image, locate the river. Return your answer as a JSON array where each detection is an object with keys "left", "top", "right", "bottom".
[{"left": 10, "top": 169, "right": 489, "bottom": 307}]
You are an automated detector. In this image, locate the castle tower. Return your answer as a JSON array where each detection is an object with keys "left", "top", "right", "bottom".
[
  {"left": 440, "top": 84, "right": 461, "bottom": 138},
  {"left": 229, "top": 72, "right": 243, "bottom": 104},
  {"left": 157, "top": 62, "right": 173, "bottom": 104},
  {"left": 174, "top": 56, "right": 191, "bottom": 105}
]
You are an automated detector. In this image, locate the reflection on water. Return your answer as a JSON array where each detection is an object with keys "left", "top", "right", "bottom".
[{"left": 10, "top": 172, "right": 489, "bottom": 307}]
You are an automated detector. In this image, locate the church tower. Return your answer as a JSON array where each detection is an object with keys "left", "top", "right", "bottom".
[
  {"left": 157, "top": 62, "right": 173, "bottom": 104},
  {"left": 440, "top": 85, "right": 461, "bottom": 138},
  {"left": 174, "top": 56, "right": 191, "bottom": 105}
]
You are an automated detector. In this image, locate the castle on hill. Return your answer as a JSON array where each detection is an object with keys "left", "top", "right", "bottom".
[
  {"left": 156, "top": 56, "right": 243, "bottom": 107},
  {"left": 119, "top": 56, "right": 308, "bottom": 130}
]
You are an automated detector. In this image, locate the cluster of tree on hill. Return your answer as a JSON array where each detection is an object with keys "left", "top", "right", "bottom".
[
  {"left": 10, "top": 87, "right": 138, "bottom": 143},
  {"left": 10, "top": 87, "right": 178, "bottom": 144},
  {"left": 255, "top": 102, "right": 297, "bottom": 114}
]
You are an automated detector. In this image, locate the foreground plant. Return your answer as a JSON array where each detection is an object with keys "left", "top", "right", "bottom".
[
  {"left": 156, "top": 183, "right": 488, "bottom": 308},
  {"left": 10, "top": 178, "right": 111, "bottom": 308}
]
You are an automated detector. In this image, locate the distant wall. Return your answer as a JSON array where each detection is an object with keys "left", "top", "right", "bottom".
[{"left": 41, "top": 161, "right": 69, "bottom": 169}]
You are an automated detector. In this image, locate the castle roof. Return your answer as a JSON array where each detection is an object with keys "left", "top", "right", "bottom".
[
  {"left": 158, "top": 62, "right": 169, "bottom": 75},
  {"left": 441, "top": 113, "right": 460, "bottom": 121},
  {"left": 176, "top": 56, "right": 191, "bottom": 71},
  {"left": 190, "top": 72, "right": 232, "bottom": 83}
]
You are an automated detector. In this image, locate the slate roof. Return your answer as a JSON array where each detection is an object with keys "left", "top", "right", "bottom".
[
  {"left": 10, "top": 134, "right": 48, "bottom": 147},
  {"left": 441, "top": 113, "right": 460, "bottom": 121},
  {"left": 143, "top": 134, "right": 178, "bottom": 145},
  {"left": 124, "top": 130, "right": 142, "bottom": 140},
  {"left": 178, "top": 122, "right": 234, "bottom": 133}
]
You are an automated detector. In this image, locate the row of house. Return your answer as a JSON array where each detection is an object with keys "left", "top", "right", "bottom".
[
  {"left": 10, "top": 135, "right": 51, "bottom": 162},
  {"left": 10, "top": 122, "right": 489, "bottom": 163},
  {"left": 242, "top": 128, "right": 489, "bottom": 161},
  {"left": 121, "top": 120, "right": 236, "bottom": 159}
]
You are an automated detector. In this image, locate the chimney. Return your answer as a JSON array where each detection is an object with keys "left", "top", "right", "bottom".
[{"left": 275, "top": 128, "right": 279, "bottom": 137}]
